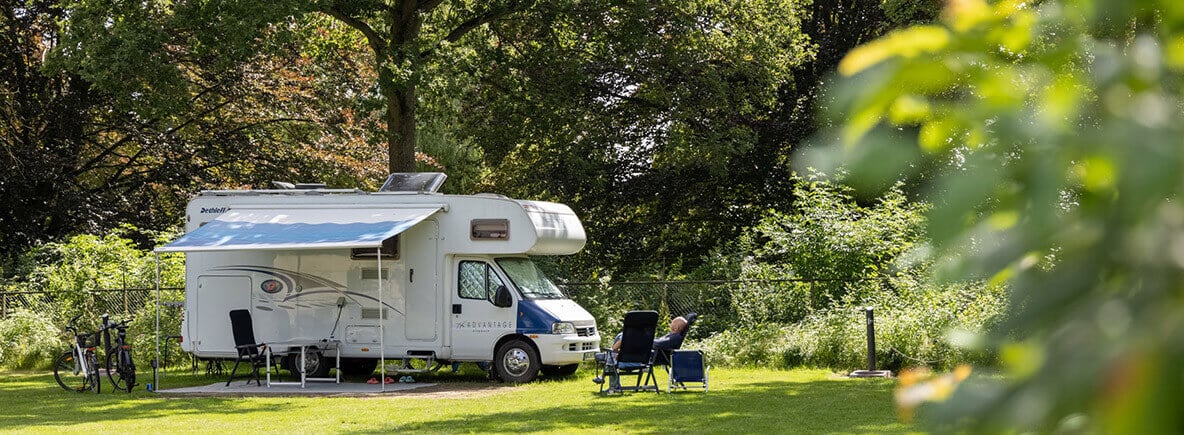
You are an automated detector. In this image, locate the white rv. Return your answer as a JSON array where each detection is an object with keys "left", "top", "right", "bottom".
[{"left": 158, "top": 174, "right": 600, "bottom": 382}]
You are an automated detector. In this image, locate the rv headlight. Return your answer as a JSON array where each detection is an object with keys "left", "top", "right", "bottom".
[{"left": 551, "top": 322, "right": 576, "bottom": 335}]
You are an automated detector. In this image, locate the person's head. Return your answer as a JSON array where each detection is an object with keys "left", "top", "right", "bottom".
[{"left": 669, "top": 316, "right": 688, "bottom": 334}]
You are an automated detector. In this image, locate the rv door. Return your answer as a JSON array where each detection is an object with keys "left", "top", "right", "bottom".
[{"left": 449, "top": 259, "right": 516, "bottom": 360}]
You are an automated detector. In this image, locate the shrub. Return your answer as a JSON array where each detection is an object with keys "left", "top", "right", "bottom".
[
  {"left": 689, "top": 277, "right": 1007, "bottom": 371},
  {"left": 0, "top": 309, "right": 63, "bottom": 370},
  {"left": 742, "top": 176, "right": 927, "bottom": 310},
  {"left": 127, "top": 290, "right": 186, "bottom": 369},
  {"left": 694, "top": 324, "right": 787, "bottom": 368}
]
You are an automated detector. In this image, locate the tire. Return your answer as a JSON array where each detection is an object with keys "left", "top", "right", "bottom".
[
  {"left": 106, "top": 347, "right": 136, "bottom": 392},
  {"left": 285, "top": 349, "right": 330, "bottom": 378},
  {"left": 339, "top": 358, "right": 378, "bottom": 378},
  {"left": 494, "top": 339, "right": 540, "bottom": 384},
  {"left": 53, "top": 350, "right": 94, "bottom": 393},
  {"left": 541, "top": 363, "right": 579, "bottom": 378},
  {"left": 86, "top": 352, "right": 101, "bottom": 394}
]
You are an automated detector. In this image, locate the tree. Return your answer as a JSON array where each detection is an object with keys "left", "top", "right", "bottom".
[
  {"left": 53, "top": 0, "right": 537, "bottom": 174},
  {"left": 0, "top": 2, "right": 388, "bottom": 260},
  {"left": 453, "top": 0, "right": 815, "bottom": 277},
  {"left": 816, "top": 0, "right": 1184, "bottom": 431},
  {"left": 439, "top": 0, "right": 939, "bottom": 278}
]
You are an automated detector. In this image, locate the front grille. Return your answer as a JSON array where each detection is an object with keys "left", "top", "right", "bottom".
[{"left": 576, "top": 326, "right": 596, "bottom": 337}]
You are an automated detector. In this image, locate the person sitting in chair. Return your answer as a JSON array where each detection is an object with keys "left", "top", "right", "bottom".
[
  {"left": 603, "top": 315, "right": 688, "bottom": 355},
  {"left": 595, "top": 315, "right": 692, "bottom": 387}
]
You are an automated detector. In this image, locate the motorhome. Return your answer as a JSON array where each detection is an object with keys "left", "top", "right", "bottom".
[{"left": 158, "top": 173, "right": 600, "bottom": 383}]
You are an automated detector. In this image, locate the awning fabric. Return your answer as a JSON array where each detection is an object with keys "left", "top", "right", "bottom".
[{"left": 156, "top": 207, "right": 440, "bottom": 252}]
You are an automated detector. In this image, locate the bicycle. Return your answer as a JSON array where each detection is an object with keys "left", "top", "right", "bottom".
[
  {"left": 53, "top": 315, "right": 101, "bottom": 394},
  {"left": 101, "top": 313, "right": 137, "bottom": 392}
]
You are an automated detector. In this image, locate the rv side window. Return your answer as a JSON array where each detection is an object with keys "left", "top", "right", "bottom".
[
  {"left": 351, "top": 236, "right": 399, "bottom": 260},
  {"left": 471, "top": 219, "right": 509, "bottom": 240},
  {"left": 458, "top": 261, "right": 505, "bottom": 303}
]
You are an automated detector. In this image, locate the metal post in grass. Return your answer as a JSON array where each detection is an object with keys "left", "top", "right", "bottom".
[{"left": 849, "top": 306, "right": 892, "bottom": 378}]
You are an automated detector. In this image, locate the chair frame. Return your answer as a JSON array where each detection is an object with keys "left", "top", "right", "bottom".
[
  {"left": 667, "top": 349, "right": 709, "bottom": 393},
  {"left": 598, "top": 310, "right": 660, "bottom": 394},
  {"left": 226, "top": 309, "right": 269, "bottom": 386}
]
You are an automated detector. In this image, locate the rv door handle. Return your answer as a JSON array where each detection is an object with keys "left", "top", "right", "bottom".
[
  {"left": 452, "top": 304, "right": 462, "bottom": 314},
  {"left": 410, "top": 269, "right": 414, "bottom": 282}
]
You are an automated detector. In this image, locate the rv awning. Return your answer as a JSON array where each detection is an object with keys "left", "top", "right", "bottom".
[{"left": 155, "top": 207, "right": 440, "bottom": 252}]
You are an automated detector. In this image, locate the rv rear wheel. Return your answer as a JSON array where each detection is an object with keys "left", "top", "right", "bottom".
[
  {"left": 284, "top": 349, "right": 330, "bottom": 378},
  {"left": 494, "top": 339, "right": 540, "bottom": 383}
]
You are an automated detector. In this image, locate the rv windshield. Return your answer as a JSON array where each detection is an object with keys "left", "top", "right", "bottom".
[{"left": 496, "top": 258, "right": 565, "bottom": 300}]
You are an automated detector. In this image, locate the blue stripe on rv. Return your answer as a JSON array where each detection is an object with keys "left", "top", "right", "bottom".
[{"left": 516, "top": 300, "right": 558, "bottom": 334}]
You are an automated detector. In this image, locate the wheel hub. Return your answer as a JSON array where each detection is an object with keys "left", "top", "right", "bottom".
[{"left": 503, "top": 348, "right": 529, "bottom": 376}]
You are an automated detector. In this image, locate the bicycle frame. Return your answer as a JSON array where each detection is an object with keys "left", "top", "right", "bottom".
[
  {"left": 101, "top": 313, "right": 136, "bottom": 392},
  {"left": 66, "top": 326, "right": 94, "bottom": 376}
]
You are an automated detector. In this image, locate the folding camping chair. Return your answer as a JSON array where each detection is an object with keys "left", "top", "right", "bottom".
[
  {"left": 667, "top": 349, "right": 709, "bottom": 392},
  {"left": 595, "top": 310, "right": 660, "bottom": 394},
  {"left": 226, "top": 309, "right": 268, "bottom": 386}
]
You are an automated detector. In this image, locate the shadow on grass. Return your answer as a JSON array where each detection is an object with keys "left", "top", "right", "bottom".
[
  {"left": 355, "top": 377, "right": 906, "bottom": 434},
  {"left": 0, "top": 371, "right": 278, "bottom": 431}
]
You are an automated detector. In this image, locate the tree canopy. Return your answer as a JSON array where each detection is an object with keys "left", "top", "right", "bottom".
[{"left": 3, "top": 0, "right": 933, "bottom": 276}]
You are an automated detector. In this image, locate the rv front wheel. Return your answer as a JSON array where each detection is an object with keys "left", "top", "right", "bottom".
[{"left": 494, "top": 339, "right": 540, "bottom": 383}]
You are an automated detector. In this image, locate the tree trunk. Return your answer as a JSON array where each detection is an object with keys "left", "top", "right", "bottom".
[
  {"left": 386, "top": 82, "right": 417, "bottom": 173},
  {"left": 383, "top": 1, "right": 422, "bottom": 174}
]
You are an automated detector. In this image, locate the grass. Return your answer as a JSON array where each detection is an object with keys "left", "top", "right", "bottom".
[{"left": 0, "top": 366, "right": 915, "bottom": 434}]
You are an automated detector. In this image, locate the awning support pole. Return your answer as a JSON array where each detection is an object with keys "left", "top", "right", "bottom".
[
  {"left": 378, "top": 248, "right": 385, "bottom": 392},
  {"left": 154, "top": 253, "right": 161, "bottom": 392}
]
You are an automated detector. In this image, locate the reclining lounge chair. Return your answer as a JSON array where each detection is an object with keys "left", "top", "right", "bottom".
[{"left": 595, "top": 310, "right": 660, "bottom": 394}]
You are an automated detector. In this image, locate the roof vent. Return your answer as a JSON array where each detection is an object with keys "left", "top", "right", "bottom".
[{"left": 378, "top": 173, "right": 447, "bottom": 193}]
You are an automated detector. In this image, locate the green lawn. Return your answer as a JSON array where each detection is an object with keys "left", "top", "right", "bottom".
[{"left": 0, "top": 367, "right": 915, "bottom": 433}]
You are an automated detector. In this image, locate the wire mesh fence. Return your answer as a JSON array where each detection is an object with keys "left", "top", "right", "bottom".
[
  {"left": 559, "top": 277, "right": 883, "bottom": 342},
  {"left": 0, "top": 287, "right": 182, "bottom": 320},
  {"left": 2, "top": 278, "right": 877, "bottom": 344}
]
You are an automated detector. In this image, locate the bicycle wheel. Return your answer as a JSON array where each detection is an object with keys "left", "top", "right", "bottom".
[
  {"left": 86, "top": 352, "right": 101, "bottom": 394},
  {"left": 53, "top": 350, "right": 94, "bottom": 393},
  {"left": 106, "top": 347, "right": 136, "bottom": 392}
]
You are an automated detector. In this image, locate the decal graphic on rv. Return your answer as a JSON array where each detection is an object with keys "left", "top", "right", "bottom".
[{"left": 212, "top": 265, "right": 403, "bottom": 314}]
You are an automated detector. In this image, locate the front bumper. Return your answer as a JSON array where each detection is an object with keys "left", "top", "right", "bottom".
[{"left": 534, "top": 333, "right": 601, "bottom": 365}]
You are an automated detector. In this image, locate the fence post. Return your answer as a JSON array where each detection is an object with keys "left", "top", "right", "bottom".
[
  {"left": 2, "top": 291, "right": 6, "bottom": 318},
  {"left": 849, "top": 306, "right": 892, "bottom": 378}
]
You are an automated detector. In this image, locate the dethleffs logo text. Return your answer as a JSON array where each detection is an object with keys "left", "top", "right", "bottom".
[{"left": 200, "top": 207, "right": 229, "bottom": 214}]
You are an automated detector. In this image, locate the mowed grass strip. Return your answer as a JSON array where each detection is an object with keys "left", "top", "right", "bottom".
[{"left": 0, "top": 367, "right": 914, "bottom": 434}]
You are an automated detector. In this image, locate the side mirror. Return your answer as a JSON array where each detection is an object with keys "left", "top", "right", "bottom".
[{"left": 493, "top": 285, "right": 513, "bottom": 308}]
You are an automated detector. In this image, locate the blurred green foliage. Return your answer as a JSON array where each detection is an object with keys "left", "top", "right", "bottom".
[{"left": 811, "top": 0, "right": 1184, "bottom": 431}]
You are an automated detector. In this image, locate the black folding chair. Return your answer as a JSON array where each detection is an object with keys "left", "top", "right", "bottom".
[
  {"left": 226, "top": 309, "right": 268, "bottom": 386},
  {"left": 597, "top": 310, "right": 660, "bottom": 394}
]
